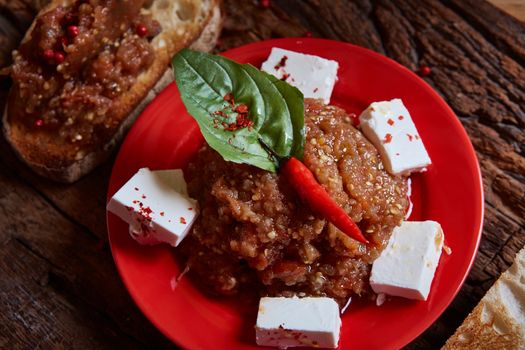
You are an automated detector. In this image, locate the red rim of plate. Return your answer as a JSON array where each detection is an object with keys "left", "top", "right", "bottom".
[{"left": 107, "top": 38, "right": 484, "bottom": 350}]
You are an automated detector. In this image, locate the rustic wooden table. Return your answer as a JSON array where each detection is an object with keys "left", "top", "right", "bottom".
[{"left": 1, "top": 1, "right": 524, "bottom": 349}]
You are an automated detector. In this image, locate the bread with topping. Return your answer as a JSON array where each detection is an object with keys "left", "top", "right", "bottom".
[
  {"left": 2, "top": 0, "right": 222, "bottom": 183},
  {"left": 442, "top": 246, "right": 525, "bottom": 349}
]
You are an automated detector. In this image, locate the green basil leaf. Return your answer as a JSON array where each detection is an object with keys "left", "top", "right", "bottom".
[{"left": 172, "top": 48, "right": 305, "bottom": 172}]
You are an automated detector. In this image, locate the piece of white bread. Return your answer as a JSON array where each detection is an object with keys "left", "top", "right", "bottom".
[
  {"left": 442, "top": 247, "right": 525, "bottom": 349},
  {"left": 2, "top": 0, "right": 222, "bottom": 183}
]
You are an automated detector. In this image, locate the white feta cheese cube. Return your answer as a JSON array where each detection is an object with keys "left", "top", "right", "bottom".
[
  {"left": 107, "top": 168, "right": 198, "bottom": 247},
  {"left": 370, "top": 221, "right": 445, "bottom": 301},
  {"left": 255, "top": 297, "right": 341, "bottom": 349},
  {"left": 359, "top": 99, "right": 431, "bottom": 175},
  {"left": 261, "top": 48, "right": 339, "bottom": 104}
]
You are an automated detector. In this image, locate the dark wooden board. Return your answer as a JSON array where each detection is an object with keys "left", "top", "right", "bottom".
[{"left": 0, "top": 0, "right": 524, "bottom": 349}]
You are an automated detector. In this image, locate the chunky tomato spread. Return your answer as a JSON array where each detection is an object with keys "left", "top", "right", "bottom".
[
  {"left": 180, "top": 99, "right": 410, "bottom": 305},
  {"left": 8, "top": 0, "right": 161, "bottom": 146}
]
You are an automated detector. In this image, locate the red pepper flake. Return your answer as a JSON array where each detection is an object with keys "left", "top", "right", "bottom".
[
  {"left": 419, "top": 65, "right": 431, "bottom": 77},
  {"left": 136, "top": 24, "right": 148, "bottom": 37},
  {"left": 160, "top": 212, "right": 165, "bottom": 216},
  {"left": 180, "top": 217, "right": 187, "bottom": 224},
  {"left": 214, "top": 96, "right": 254, "bottom": 132},
  {"left": 398, "top": 115, "right": 404, "bottom": 120},
  {"left": 223, "top": 92, "right": 234, "bottom": 105},
  {"left": 34, "top": 119, "right": 44, "bottom": 127},
  {"left": 274, "top": 55, "right": 288, "bottom": 70},
  {"left": 188, "top": 207, "right": 193, "bottom": 210},
  {"left": 54, "top": 51, "right": 65, "bottom": 64},
  {"left": 212, "top": 110, "right": 227, "bottom": 118},
  {"left": 281, "top": 73, "right": 290, "bottom": 81},
  {"left": 383, "top": 133, "right": 393, "bottom": 144},
  {"left": 142, "top": 194, "right": 147, "bottom": 199},
  {"left": 134, "top": 187, "right": 139, "bottom": 191},
  {"left": 67, "top": 25, "right": 79, "bottom": 38},
  {"left": 304, "top": 31, "right": 313, "bottom": 38},
  {"left": 234, "top": 115, "right": 246, "bottom": 129},
  {"left": 415, "top": 134, "right": 420, "bottom": 140},
  {"left": 395, "top": 152, "right": 400, "bottom": 156},
  {"left": 43, "top": 49, "right": 54, "bottom": 60},
  {"left": 125, "top": 205, "right": 134, "bottom": 211},
  {"left": 260, "top": 0, "right": 270, "bottom": 8},
  {"left": 234, "top": 104, "right": 248, "bottom": 113},
  {"left": 387, "top": 118, "right": 394, "bottom": 126},
  {"left": 134, "top": 204, "right": 154, "bottom": 231},
  {"left": 407, "top": 133, "right": 414, "bottom": 141},
  {"left": 313, "top": 87, "right": 319, "bottom": 93}
]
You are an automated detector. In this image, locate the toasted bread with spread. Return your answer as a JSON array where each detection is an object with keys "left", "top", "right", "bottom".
[{"left": 3, "top": 0, "right": 222, "bottom": 182}]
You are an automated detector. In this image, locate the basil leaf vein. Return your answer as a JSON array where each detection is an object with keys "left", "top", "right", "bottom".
[{"left": 172, "top": 49, "right": 305, "bottom": 172}]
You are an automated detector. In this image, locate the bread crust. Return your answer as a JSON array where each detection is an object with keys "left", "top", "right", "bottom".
[
  {"left": 2, "top": 0, "right": 222, "bottom": 183},
  {"left": 442, "top": 247, "right": 525, "bottom": 350}
]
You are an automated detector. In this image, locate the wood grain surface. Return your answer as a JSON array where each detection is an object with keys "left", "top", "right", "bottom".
[{"left": 1, "top": 0, "right": 524, "bottom": 349}]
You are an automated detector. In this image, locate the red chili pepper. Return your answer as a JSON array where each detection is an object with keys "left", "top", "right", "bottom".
[{"left": 282, "top": 157, "right": 368, "bottom": 244}]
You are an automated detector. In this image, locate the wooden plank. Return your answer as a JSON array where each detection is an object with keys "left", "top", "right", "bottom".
[
  {"left": 0, "top": 137, "right": 113, "bottom": 239},
  {"left": 0, "top": 0, "right": 524, "bottom": 349},
  {"left": 0, "top": 165, "right": 176, "bottom": 349},
  {"left": 0, "top": 238, "right": 142, "bottom": 350}
]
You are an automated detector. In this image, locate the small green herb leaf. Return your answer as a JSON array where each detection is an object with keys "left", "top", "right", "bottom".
[{"left": 172, "top": 49, "right": 305, "bottom": 172}]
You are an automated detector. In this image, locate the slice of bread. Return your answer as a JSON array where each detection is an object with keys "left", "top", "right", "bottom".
[
  {"left": 2, "top": 0, "right": 222, "bottom": 183},
  {"left": 442, "top": 247, "right": 525, "bottom": 349}
]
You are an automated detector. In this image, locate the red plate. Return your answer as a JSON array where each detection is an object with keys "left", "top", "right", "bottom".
[{"left": 107, "top": 38, "right": 483, "bottom": 350}]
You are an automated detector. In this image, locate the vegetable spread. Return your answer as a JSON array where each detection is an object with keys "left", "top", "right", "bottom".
[
  {"left": 180, "top": 99, "right": 410, "bottom": 304},
  {"left": 8, "top": 0, "right": 161, "bottom": 147}
]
